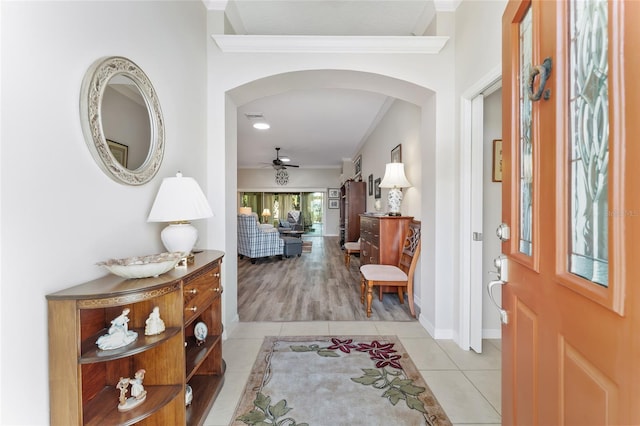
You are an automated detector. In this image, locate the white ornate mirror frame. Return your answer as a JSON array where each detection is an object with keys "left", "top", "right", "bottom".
[{"left": 80, "top": 56, "right": 164, "bottom": 185}]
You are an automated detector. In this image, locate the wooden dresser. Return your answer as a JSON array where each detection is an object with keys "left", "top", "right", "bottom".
[
  {"left": 360, "top": 215, "right": 413, "bottom": 266},
  {"left": 47, "top": 250, "right": 225, "bottom": 426},
  {"left": 339, "top": 180, "right": 366, "bottom": 246}
]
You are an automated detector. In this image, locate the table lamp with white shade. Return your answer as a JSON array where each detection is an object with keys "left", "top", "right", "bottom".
[
  {"left": 147, "top": 172, "right": 213, "bottom": 254},
  {"left": 379, "top": 163, "right": 412, "bottom": 216},
  {"left": 261, "top": 208, "right": 271, "bottom": 223}
]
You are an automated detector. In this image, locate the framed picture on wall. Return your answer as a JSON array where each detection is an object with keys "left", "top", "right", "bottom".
[
  {"left": 368, "top": 174, "right": 373, "bottom": 196},
  {"left": 328, "top": 188, "right": 340, "bottom": 198},
  {"left": 492, "top": 139, "right": 503, "bottom": 182},
  {"left": 391, "top": 144, "right": 402, "bottom": 163},
  {"left": 328, "top": 199, "right": 339, "bottom": 209},
  {"left": 374, "top": 177, "right": 381, "bottom": 199},
  {"left": 354, "top": 155, "right": 362, "bottom": 179},
  {"left": 107, "top": 139, "right": 128, "bottom": 168}
]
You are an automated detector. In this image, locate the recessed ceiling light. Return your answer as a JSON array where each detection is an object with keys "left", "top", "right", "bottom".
[{"left": 253, "top": 122, "right": 270, "bottom": 130}]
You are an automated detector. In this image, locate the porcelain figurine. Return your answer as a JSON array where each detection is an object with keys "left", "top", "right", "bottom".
[
  {"left": 96, "top": 308, "right": 138, "bottom": 350},
  {"left": 144, "top": 307, "right": 166, "bottom": 336},
  {"left": 185, "top": 384, "right": 193, "bottom": 406},
  {"left": 116, "top": 369, "right": 147, "bottom": 412}
]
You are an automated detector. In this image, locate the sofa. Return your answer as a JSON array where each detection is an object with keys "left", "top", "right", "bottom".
[{"left": 238, "top": 213, "right": 284, "bottom": 263}]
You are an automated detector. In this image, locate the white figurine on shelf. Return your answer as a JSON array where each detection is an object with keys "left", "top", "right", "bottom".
[
  {"left": 116, "top": 369, "right": 147, "bottom": 412},
  {"left": 144, "top": 307, "right": 166, "bottom": 336},
  {"left": 130, "top": 369, "right": 147, "bottom": 400},
  {"left": 96, "top": 308, "right": 138, "bottom": 350}
]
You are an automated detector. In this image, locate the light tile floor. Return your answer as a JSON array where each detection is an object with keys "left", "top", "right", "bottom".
[{"left": 205, "top": 321, "right": 501, "bottom": 426}]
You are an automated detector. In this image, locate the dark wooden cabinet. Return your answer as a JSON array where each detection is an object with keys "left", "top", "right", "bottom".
[
  {"left": 339, "top": 180, "right": 366, "bottom": 246},
  {"left": 47, "top": 250, "right": 225, "bottom": 426}
]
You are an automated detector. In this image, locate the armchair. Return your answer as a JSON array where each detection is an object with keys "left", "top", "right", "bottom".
[
  {"left": 278, "top": 210, "right": 304, "bottom": 232},
  {"left": 238, "top": 213, "right": 284, "bottom": 263}
]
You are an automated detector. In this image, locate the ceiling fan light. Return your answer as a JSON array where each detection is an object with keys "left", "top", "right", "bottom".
[{"left": 253, "top": 122, "right": 270, "bottom": 130}]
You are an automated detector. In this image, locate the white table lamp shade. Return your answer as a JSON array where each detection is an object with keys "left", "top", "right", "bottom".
[
  {"left": 147, "top": 172, "right": 213, "bottom": 253},
  {"left": 379, "top": 163, "right": 411, "bottom": 216},
  {"left": 379, "top": 163, "right": 412, "bottom": 189}
]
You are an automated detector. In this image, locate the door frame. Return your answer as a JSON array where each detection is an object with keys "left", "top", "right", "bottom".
[{"left": 458, "top": 65, "right": 502, "bottom": 351}]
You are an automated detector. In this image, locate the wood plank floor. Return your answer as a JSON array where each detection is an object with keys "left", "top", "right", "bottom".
[{"left": 237, "top": 235, "right": 416, "bottom": 321}]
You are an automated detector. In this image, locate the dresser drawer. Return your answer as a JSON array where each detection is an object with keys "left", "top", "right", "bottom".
[
  {"left": 184, "top": 266, "right": 221, "bottom": 323},
  {"left": 361, "top": 216, "right": 376, "bottom": 233}
]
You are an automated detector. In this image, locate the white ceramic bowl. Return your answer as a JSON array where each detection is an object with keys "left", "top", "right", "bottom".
[{"left": 98, "top": 252, "right": 185, "bottom": 279}]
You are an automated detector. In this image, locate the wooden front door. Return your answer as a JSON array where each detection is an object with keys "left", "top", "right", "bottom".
[{"left": 501, "top": 1, "right": 640, "bottom": 424}]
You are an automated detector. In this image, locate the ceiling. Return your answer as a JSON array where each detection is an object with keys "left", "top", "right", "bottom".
[{"left": 218, "top": 0, "right": 454, "bottom": 170}]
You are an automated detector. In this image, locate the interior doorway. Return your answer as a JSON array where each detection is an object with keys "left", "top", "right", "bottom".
[{"left": 459, "top": 67, "right": 502, "bottom": 353}]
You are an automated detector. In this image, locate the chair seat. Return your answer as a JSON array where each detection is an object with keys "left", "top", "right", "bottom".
[
  {"left": 360, "top": 264, "right": 408, "bottom": 282},
  {"left": 343, "top": 241, "right": 361, "bottom": 267},
  {"left": 344, "top": 242, "right": 360, "bottom": 251}
]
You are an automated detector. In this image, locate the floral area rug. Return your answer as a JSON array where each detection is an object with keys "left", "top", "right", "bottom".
[{"left": 231, "top": 335, "right": 451, "bottom": 426}]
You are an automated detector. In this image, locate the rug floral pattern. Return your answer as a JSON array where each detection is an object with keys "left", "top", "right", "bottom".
[{"left": 232, "top": 336, "right": 452, "bottom": 426}]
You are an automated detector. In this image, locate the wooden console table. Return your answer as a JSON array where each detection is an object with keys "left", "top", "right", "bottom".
[{"left": 47, "top": 250, "right": 225, "bottom": 426}]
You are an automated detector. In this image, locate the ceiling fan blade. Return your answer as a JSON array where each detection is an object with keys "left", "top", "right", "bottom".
[{"left": 287, "top": 164, "right": 300, "bottom": 168}]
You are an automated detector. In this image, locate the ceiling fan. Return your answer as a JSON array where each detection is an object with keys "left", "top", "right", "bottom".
[{"left": 271, "top": 147, "right": 300, "bottom": 170}]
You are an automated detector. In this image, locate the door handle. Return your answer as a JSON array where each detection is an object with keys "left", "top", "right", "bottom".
[
  {"left": 496, "top": 223, "right": 510, "bottom": 242},
  {"left": 487, "top": 279, "right": 508, "bottom": 324}
]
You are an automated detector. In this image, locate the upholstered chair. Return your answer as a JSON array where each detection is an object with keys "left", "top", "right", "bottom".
[
  {"left": 286, "top": 210, "right": 304, "bottom": 231},
  {"left": 237, "top": 213, "right": 284, "bottom": 263},
  {"left": 344, "top": 238, "right": 361, "bottom": 268}
]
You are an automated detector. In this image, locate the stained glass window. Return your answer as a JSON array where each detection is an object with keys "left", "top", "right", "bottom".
[
  {"left": 519, "top": 7, "right": 533, "bottom": 256},
  {"left": 568, "top": 0, "right": 609, "bottom": 286}
]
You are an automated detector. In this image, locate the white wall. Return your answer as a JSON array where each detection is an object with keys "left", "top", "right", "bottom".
[
  {"left": 483, "top": 88, "right": 503, "bottom": 334},
  {"left": 237, "top": 167, "right": 342, "bottom": 235},
  {"left": 0, "top": 1, "right": 208, "bottom": 423}
]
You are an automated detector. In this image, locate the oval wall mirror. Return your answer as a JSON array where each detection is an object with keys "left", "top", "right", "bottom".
[{"left": 80, "top": 56, "right": 164, "bottom": 185}]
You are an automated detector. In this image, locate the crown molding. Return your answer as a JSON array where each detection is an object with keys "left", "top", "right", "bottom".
[
  {"left": 211, "top": 35, "right": 449, "bottom": 54},
  {"left": 202, "top": 0, "right": 228, "bottom": 11},
  {"left": 433, "top": 0, "right": 463, "bottom": 12}
]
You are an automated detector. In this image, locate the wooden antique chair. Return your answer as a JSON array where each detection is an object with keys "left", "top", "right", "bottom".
[
  {"left": 359, "top": 220, "right": 421, "bottom": 317},
  {"left": 343, "top": 238, "right": 361, "bottom": 267}
]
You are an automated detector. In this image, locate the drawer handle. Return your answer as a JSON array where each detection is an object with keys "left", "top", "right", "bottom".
[
  {"left": 187, "top": 306, "right": 197, "bottom": 312},
  {"left": 214, "top": 287, "right": 222, "bottom": 293},
  {"left": 214, "top": 272, "right": 220, "bottom": 278},
  {"left": 186, "top": 289, "right": 197, "bottom": 294}
]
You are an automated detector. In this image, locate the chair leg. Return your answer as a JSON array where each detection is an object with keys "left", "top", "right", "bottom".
[
  {"left": 360, "top": 276, "right": 365, "bottom": 304},
  {"left": 345, "top": 252, "right": 350, "bottom": 267},
  {"left": 366, "top": 280, "right": 374, "bottom": 318},
  {"left": 397, "top": 287, "right": 404, "bottom": 305}
]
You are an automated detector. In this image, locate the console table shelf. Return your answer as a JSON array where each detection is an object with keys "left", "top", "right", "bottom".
[
  {"left": 47, "top": 250, "right": 225, "bottom": 426},
  {"left": 80, "top": 327, "right": 182, "bottom": 363},
  {"left": 84, "top": 384, "right": 182, "bottom": 426}
]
